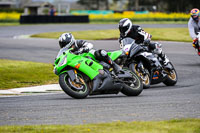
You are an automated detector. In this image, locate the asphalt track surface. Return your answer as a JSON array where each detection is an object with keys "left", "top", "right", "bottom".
[{"left": 0, "top": 24, "right": 200, "bottom": 125}]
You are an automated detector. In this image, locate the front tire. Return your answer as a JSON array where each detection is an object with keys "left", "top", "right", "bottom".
[
  {"left": 121, "top": 70, "right": 143, "bottom": 96},
  {"left": 163, "top": 63, "right": 178, "bottom": 86},
  {"left": 59, "top": 72, "right": 90, "bottom": 99},
  {"left": 129, "top": 63, "right": 150, "bottom": 89}
]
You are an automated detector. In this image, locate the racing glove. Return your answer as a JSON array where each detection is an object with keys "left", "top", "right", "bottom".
[
  {"left": 79, "top": 47, "right": 90, "bottom": 54},
  {"left": 143, "top": 38, "right": 151, "bottom": 45},
  {"left": 193, "top": 38, "right": 198, "bottom": 48},
  {"left": 82, "top": 47, "right": 89, "bottom": 53}
]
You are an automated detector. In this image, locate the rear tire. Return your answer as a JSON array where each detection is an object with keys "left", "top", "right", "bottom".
[
  {"left": 121, "top": 70, "right": 143, "bottom": 96},
  {"left": 163, "top": 63, "right": 178, "bottom": 86},
  {"left": 59, "top": 72, "right": 90, "bottom": 99}
]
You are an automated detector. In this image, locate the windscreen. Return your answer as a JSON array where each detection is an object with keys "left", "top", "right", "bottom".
[
  {"left": 56, "top": 46, "right": 69, "bottom": 59},
  {"left": 121, "top": 37, "right": 135, "bottom": 46}
]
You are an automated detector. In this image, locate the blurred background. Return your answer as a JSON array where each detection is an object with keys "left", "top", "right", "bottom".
[{"left": 0, "top": 0, "right": 200, "bottom": 24}]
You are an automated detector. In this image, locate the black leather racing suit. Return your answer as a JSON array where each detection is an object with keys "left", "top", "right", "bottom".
[
  {"left": 119, "top": 25, "right": 152, "bottom": 47},
  {"left": 119, "top": 25, "right": 169, "bottom": 65}
]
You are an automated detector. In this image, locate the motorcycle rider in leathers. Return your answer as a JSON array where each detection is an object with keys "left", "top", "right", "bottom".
[
  {"left": 118, "top": 18, "right": 169, "bottom": 66},
  {"left": 188, "top": 8, "right": 200, "bottom": 56},
  {"left": 58, "top": 32, "right": 122, "bottom": 75}
]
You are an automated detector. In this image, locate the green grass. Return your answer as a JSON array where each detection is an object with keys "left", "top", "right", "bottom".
[
  {"left": 32, "top": 29, "right": 119, "bottom": 40},
  {"left": 0, "top": 22, "right": 20, "bottom": 26},
  {"left": 144, "top": 28, "right": 191, "bottom": 42},
  {"left": 0, "top": 119, "right": 199, "bottom": 133},
  {"left": 0, "top": 59, "right": 58, "bottom": 90},
  {"left": 31, "top": 28, "right": 192, "bottom": 42}
]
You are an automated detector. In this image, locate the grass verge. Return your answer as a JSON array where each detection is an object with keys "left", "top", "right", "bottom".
[
  {"left": 31, "top": 28, "right": 192, "bottom": 42},
  {"left": 0, "top": 22, "right": 20, "bottom": 26},
  {"left": 0, "top": 59, "right": 58, "bottom": 90},
  {"left": 0, "top": 119, "right": 199, "bottom": 133}
]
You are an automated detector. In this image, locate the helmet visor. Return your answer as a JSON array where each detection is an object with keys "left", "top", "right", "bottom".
[
  {"left": 59, "top": 39, "right": 75, "bottom": 48},
  {"left": 119, "top": 25, "right": 130, "bottom": 36},
  {"left": 192, "top": 15, "right": 199, "bottom": 21}
]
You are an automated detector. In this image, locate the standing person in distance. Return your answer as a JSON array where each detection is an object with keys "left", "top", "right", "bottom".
[{"left": 188, "top": 8, "right": 200, "bottom": 56}]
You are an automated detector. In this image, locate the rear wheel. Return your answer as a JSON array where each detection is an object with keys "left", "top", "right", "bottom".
[
  {"left": 59, "top": 72, "right": 90, "bottom": 99},
  {"left": 163, "top": 63, "right": 178, "bottom": 86},
  {"left": 129, "top": 63, "right": 150, "bottom": 89},
  {"left": 121, "top": 69, "right": 143, "bottom": 96}
]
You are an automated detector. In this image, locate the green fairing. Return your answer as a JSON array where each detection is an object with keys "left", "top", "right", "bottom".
[
  {"left": 81, "top": 52, "right": 97, "bottom": 61},
  {"left": 54, "top": 49, "right": 103, "bottom": 80},
  {"left": 68, "top": 56, "right": 103, "bottom": 79},
  {"left": 108, "top": 50, "right": 122, "bottom": 61},
  {"left": 54, "top": 53, "right": 66, "bottom": 74}
]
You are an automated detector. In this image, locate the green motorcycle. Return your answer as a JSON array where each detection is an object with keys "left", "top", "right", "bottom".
[{"left": 54, "top": 47, "right": 143, "bottom": 99}]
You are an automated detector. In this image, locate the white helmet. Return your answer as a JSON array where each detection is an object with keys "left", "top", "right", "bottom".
[
  {"left": 58, "top": 33, "right": 77, "bottom": 48},
  {"left": 118, "top": 18, "right": 133, "bottom": 36}
]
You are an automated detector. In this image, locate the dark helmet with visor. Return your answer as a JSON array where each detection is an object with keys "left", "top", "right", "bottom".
[{"left": 118, "top": 18, "right": 133, "bottom": 36}]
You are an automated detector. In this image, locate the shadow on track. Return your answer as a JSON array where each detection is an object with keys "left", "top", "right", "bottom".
[
  {"left": 180, "top": 63, "right": 200, "bottom": 67},
  {"left": 47, "top": 93, "right": 145, "bottom": 100}
]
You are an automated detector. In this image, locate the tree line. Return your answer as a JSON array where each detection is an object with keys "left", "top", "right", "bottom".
[{"left": 77, "top": 0, "right": 200, "bottom": 13}]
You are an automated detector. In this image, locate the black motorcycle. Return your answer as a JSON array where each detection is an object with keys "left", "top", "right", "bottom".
[{"left": 115, "top": 37, "right": 177, "bottom": 89}]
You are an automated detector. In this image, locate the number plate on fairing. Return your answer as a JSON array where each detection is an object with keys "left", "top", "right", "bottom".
[{"left": 123, "top": 44, "right": 132, "bottom": 52}]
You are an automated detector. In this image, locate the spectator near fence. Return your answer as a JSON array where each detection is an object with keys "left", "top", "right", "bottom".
[{"left": 49, "top": 5, "right": 56, "bottom": 16}]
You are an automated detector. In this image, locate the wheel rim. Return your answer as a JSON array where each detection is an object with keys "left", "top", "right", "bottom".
[
  {"left": 68, "top": 78, "right": 84, "bottom": 90},
  {"left": 134, "top": 65, "right": 149, "bottom": 86},
  {"left": 139, "top": 73, "right": 150, "bottom": 86},
  {"left": 64, "top": 74, "right": 87, "bottom": 94},
  {"left": 165, "top": 69, "right": 177, "bottom": 81},
  {"left": 124, "top": 70, "right": 141, "bottom": 90}
]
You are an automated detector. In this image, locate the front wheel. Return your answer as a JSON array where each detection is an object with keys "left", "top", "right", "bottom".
[
  {"left": 121, "top": 70, "right": 143, "bottom": 96},
  {"left": 59, "top": 72, "right": 90, "bottom": 99},
  {"left": 129, "top": 63, "right": 151, "bottom": 89},
  {"left": 163, "top": 62, "right": 178, "bottom": 86}
]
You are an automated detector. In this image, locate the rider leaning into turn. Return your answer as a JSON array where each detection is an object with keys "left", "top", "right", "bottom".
[
  {"left": 118, "top": 18, "right": 169, "bottom": 66},
  {"left": 58, "top": 32, "right": 122, "bottom": 75},
  {"left": 188, "top": 8, "right": 200, "bottom": 56}
]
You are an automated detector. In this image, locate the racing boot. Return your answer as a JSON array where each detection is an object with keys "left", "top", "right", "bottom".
[
  {"left": 195, "top": 48, "right": 200, "bottom": 56},
  {"left": 196, "top": 46, "right": 200, "bottom": 56},
  {"left": 105, "top": 55, "right": 122, "bottom": 75},
  {"left": 158, "top": 53, "right": 168, "bottom": 78},
  {"left": 96, "top": 49, "right": 123, "bottom": 75},
  {"left": 198, "top": 48, "right": 200, "bottom": 56},
  {"left": 194, "top": 45, "right": 200, "bottom": 56},
  {"left": 159, "top": 52, "right": 169, "bottom": 66}
]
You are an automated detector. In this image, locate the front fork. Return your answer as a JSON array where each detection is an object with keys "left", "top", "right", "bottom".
[
  {"left": 74, "top": 69, "right": 79, "bottom": 82},
  {"left": 67, "top": 69, "right": 85, "bottom": 85},
  {"left": 137, "top": 61, "right": 148, "bottom": 75}
]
